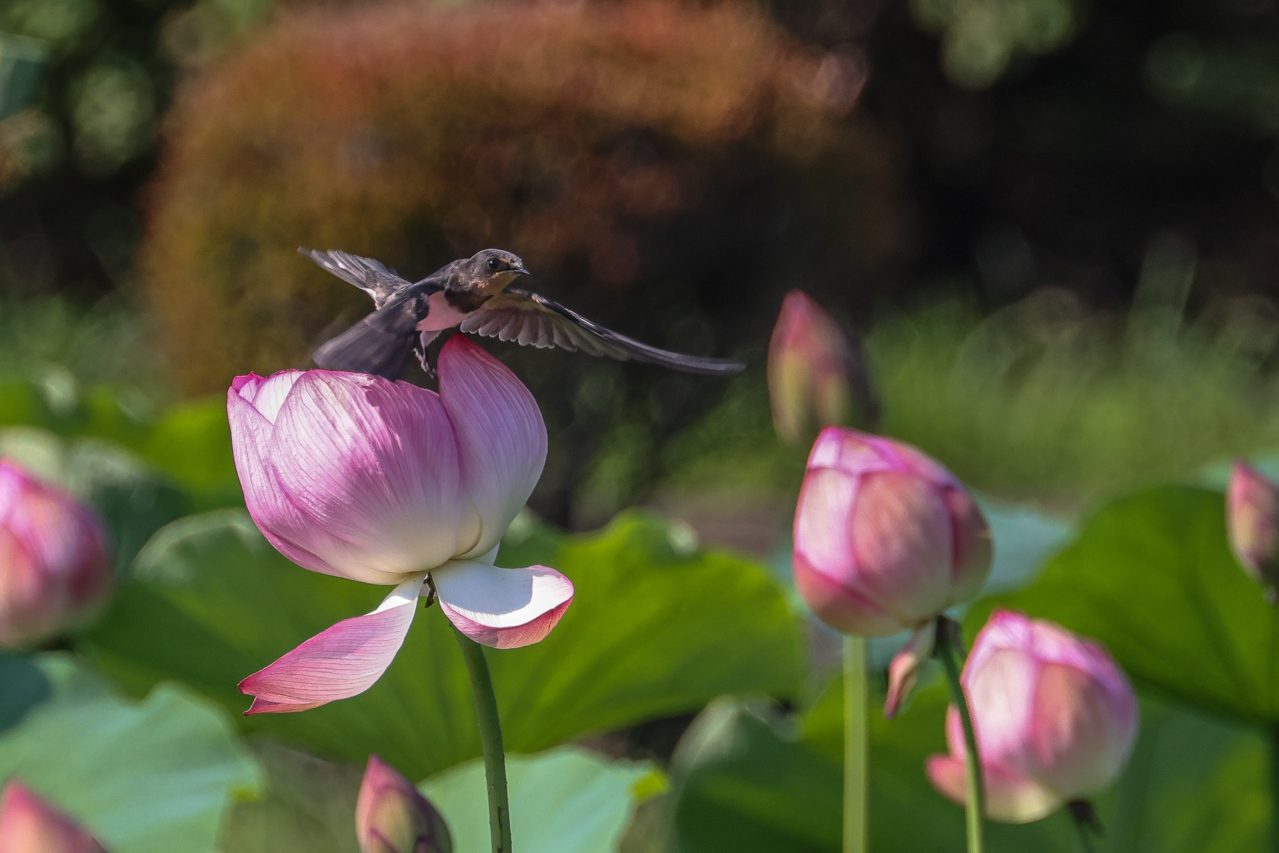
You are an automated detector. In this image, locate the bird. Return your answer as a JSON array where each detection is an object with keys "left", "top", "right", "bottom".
[{"left": 302, "top": 247, "right": 746, "bottom": 379}]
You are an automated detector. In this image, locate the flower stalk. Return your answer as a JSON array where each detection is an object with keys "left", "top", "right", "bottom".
[
  {"left": 1067, "top": 801, "right": 1099, "bottom": 853},
  {"left": 455, "top": 629, "right": 513, "bottom": 853},
  {"left": 935, "top": 616, "right": 984, "bottom": 853},
  {"left": 843, "top": 634, "right": 867, "bottom": 853}
]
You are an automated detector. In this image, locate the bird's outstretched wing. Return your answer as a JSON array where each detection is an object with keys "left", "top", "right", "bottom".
[
  {"left": 460, "top": 287, "right": 745, "bottom": 375},
  {"left": 312, "top": 283, "right": 434, "bottom": 379},
  {"left": 300, "top": 248, "right": 409, "bottom": 309}
]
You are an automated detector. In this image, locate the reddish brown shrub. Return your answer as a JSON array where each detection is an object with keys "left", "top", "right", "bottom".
[{"left": 141, "top": 0, "right": 906, "bottom": 395}]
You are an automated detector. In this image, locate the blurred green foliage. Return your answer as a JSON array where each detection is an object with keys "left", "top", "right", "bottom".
[
  {"left": 0, "top": 653, "right": 259, "bottom": 853},
  {"left": 80, "top": 507, "right": 803, "bottom": 780},
  {"left": 972, "top": 484, "right": 1279, "bottom": 727},
  {"left": 422, "top": 747, "right": 655, "bottom": 853}
]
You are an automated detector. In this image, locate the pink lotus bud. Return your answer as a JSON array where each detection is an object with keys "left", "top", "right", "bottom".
[
  {"left": 356, "top": 756, "right": 452, "bottom": 853},
  {"left": 232, "top": 337, "right": 573, "bottom": 713},
  {"left": 0, "top": 460, "right": 112, "bottom": 648},
  {"left": 792, "top": 428, "right": 991, "bottom": 637},
  {"left": 1227, "top": 461, "right": 1279, "bottom": 601},
  {"left": 926, "top": 610, "right": 1138, "bottom": 824},
  {"left": 767, "top": 290, "right": 877, "bottom": 446},
  {"left": 0, "top": 781, "right": 107, "bottom": 853}
]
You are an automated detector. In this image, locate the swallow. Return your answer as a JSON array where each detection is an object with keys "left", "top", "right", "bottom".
[{"left": 302, "top": 248, "right": 746, "bottom": 379}]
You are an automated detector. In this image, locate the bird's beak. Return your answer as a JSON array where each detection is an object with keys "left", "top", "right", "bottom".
[{"left": 512, "top": 267, "right": 531, "bottom": 276}]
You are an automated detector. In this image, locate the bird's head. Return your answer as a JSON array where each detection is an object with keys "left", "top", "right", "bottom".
[{"left": 471, "top": 249, "right": 529, "bottom": 293}]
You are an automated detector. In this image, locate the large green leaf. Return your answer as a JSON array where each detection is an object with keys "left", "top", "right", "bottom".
[
  {"left": 669, "top": 699, "right": 841, "bottom": 853},
  {"left": 138, "top": 398, "right": 242, "bottom": 510},
  {"left": 972, "top": 485, "right": 1279, "bottom": 726},
  {"left": 670, "top": 679, "right": 1269, "bottom": 853},
  {"left": 0, "top": 654, "right": 260, "bottom": 853},
  {"left": 218, "top": 742, "right": 362, "bottom": 853},
  {"left": 421, "top": 747, "right": 653, "bottom": 853},
  {"left": 82, "top": 508, "right": 804, "bottom": 780}
]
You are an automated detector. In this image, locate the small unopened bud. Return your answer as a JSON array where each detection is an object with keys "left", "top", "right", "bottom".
[
  {"left": 356, "top": 755, "right": 452, "bottom": 853},
  {"left": 0, "top": 781, "right": 107, "bottom": 853},
  {"left": 884, "top": 622, "right": 936, "bottom": 719},
  {"left": 0, "top": 460, "right": 112, "bottom": 647},
  {"left": 767, "top": 290, "right": 877, "bottom": 446},
  {"left": 792, "top": 428, "right": 991, "bottom": 638},
  {"left": 1227, "top": 461, "right": 1279, "bottom": 602}
]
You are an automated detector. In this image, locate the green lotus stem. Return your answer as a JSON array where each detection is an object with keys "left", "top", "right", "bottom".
[
  {"left": 1272, "top": 726, "right": 1279, "bottom": 853},
  {"left": 844, "top": 634, "right": 868, "bottom": 853},
  {"left": 1072, "top": 818, "right": 1097, "bottom": 853},
  {"left": 455, "top": 629, "right": 513, "bottom": 853},
  {"left": 1067, "top": 801, "right": 1098, "bottom": 853},
  {"left": 936, "top": 616, "right": 985, "bottom": 853}
]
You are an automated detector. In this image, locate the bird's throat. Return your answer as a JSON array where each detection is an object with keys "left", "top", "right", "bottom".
[{"left": 418, "top": 289, "right": 485, "bottom": 332}]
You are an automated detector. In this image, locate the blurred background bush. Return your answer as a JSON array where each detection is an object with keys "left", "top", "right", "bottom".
[{"left": 8, "top": 0, "right": 1279, "bottom": 537}]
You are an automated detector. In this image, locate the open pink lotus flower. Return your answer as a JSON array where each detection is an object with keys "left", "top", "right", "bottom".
[
  {"left": 926, "top": 610, "right": 1138, "bottom": 824},
  {"left": 792, "top": 427, "right": 991, "bottom": 639},
  {"left": 229, "top": 337, "right": 573, "bottom": 714},
  {"left": 0, "top": 781, "right": 107, "bottom": 853},
  {"left": 0, "top": 460, "right": 112, "bottom": 648}
]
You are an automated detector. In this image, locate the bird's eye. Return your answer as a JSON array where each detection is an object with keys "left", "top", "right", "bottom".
[{"left": 487, "top": 258, "right": 502, "bottom": 271}]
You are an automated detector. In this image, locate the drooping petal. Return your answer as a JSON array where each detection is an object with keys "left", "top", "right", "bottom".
[
  {"left": 925, "top": 754, "right": 1062, "bottom": 824},
  {"left": 438, "top": 337, "right": 547, "bottom": 560},
  {"left": 884, "top": 622, "right": 936, "bottom": 719},
  {"left": 239, "top": 577, "right": 424, "bottom": 714},
  {"left": 269, "top": 372, "right": 472, "bottom": 579},
  {"left": 0, "top": 781, "right": 106, "bottom": 853},
  {"left": 432, "top": 560, "right": 572, "bottom": 649}
]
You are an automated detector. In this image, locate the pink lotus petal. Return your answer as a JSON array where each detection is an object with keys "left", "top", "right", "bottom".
[
  {"left": 240, "top": 577, "right": 423, "bottom": 714},
  {"left": 438, "top": 337, "right": 547, "bottom": 560},
  {"left": 807, "top": 428, "right": 892, "bottom": 477},
  {"left": 944, "top": 486, "right": 993, "bottom": 601},
  {"left": 948, "top": 648, "right": 1038, "bottom": 773},
  {"left": 1028, "top": 662, "right": 1133, "bottom": 796},
  {"left": 269, "top": 372, "right": 472, "bottom": 578},
  {"left": 849, "top": 470, "right": 954, "bottom": 623},
  {"left": 227, "top": 389, "right": 354, "bottom": 580},
  {"left": 925, "top": 754, "right": 1061, "bottom": 824},
  {"left": 792, "top": 550, "right": 903, "bottom": 637},
  {"left": 232, "top": 370, "right": 303, "bottom": 424},
  {"left": 434, "top": 560, "right": 572, "bottom": 649},
  {"left": 0, "top": 781, "right": 106, "bottom": 853}
]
